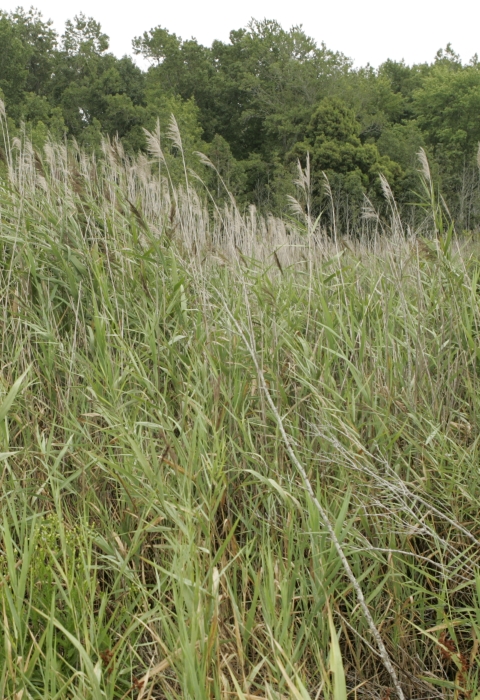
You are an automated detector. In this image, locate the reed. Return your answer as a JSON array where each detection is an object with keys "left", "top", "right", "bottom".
[{"left": 1, "top": 109, "right": 480, "bottom": 699}]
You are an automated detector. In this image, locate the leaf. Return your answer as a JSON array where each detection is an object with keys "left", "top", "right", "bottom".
[
  {"left": 328, "top": 607, "right": 347, "bottom": 700},
  {"left": 244, "top": 469, "right": 300, "bottom": 507},
  {"left": 0, "top": 367, "right": 30, "bottom": 423}
]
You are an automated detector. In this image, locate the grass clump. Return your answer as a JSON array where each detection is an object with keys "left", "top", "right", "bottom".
[{"left": 1, "top": 121, "right": 480, "bottom": 699}]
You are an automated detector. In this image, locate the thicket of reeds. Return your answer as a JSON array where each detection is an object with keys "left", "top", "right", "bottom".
[{"left": 1, "top": 107, "right": 480, "bottom": 699}]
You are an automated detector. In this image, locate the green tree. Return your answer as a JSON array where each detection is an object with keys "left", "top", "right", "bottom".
[
  {"left": 296, "top": 97, "right": 402, "bottom": 220},
  {"left": 203, "top": 134, "right": 246, "bottom": 201},
  {"left": 0, "top": 11, "right": 31, "bottom": 116},
  {"left": 338, "top": 65, "right": 404, "bottom": 141},
  {"left": 10, "top": 8, "right": 58, "bottom": 95},
  {"left": 51, "top": 15, "right": 146, "bottom": 146},
  {"left": 412, "top": 56, "right": 480, "bottom": 226},
  {"left": 0, "top": 7, "right": 63, "bottom": 142},
  {"left": 133, "top": 27, "right": 216, "bottom": 138},
  {"left": 377, "top": 59, "right": 431, "bottom": 122},
  {"left": 62, "top": 13, "right": 109, "bottom": 56},
  {"left": 0, "top": 8, "right": 66, "bottom": 146},
  {"left": 413, "top": 61, "right": 480, "bottom": 168},
  {"left": 209, "top": 20, "right": 350, "bottom": 159}
]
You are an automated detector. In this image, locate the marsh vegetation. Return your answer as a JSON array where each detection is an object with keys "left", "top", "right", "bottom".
[{"left": 1, "top": 110, "right": 480, "bottom": 699}]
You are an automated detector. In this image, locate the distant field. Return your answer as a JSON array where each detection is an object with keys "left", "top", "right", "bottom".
[{"left": 1, "top": 129, "right": 480, "bottom": 700}]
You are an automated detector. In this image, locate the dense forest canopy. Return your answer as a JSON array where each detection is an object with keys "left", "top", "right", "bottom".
[{"left": 1, "top": 7, "right": 480, "bottom": 228}]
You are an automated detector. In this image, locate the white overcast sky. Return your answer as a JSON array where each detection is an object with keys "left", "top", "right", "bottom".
[{"left": 2, "top": 0, "right": 479, "bottom": 68}]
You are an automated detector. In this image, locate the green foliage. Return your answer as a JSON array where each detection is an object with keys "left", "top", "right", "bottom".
[
  {"left": 212, "top": 20, "right": 349, "bottom": 157},
  {"left": 202, "top": 133, "right": 247, "bottom": 201},
  {"left": 338, "top": 65, "right": 405, "bottom": 137},
  {"left": 376, "top": 121, "right": 425, "bottom": 171},
  {"left": 414, "top": 62, "right": 480, "bottom": 166},
  {"left": 295, "top": 97, "right": 403, "bottom": 213},
  {"left": 62, "top": 13, "right": 109, "bottom": 56},
  {"left": 0, "top": 11, "right": 31, "bottom": 114},
  {"left": 135, "top": 26, "right": 216, "bottom": 139}
]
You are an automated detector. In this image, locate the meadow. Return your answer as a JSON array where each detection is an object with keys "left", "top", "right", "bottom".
[{"left": 1, "top": 114, "right": 480, "bottom": 699}]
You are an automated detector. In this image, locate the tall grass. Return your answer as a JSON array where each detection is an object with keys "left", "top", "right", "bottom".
[{"left": 1, "top": 111, "right": 480, "bottom": 699}]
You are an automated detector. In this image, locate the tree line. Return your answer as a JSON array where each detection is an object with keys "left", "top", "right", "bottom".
[{"left": 2, "top": 8, "right": 480, "bottom": 229}]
